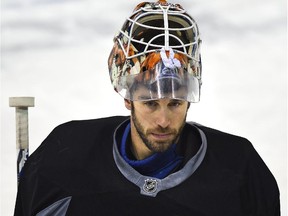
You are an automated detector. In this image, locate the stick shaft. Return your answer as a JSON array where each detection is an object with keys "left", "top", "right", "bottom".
[
  {"left": 9, "top": 97, "right": 34, "bottom": 185},
  {"left": 15, "top": 107, "right": 30, "bottom": 183}
]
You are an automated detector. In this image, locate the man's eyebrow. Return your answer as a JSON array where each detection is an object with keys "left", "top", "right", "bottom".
[{"left": 170, "top": 99, "right": 183, "bottom": 102}]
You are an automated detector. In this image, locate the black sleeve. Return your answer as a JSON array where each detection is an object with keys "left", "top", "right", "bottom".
[
  {"left": 14, "top": 124, "right": 72, "bottom": 216},
  {"left": 242, "top": 141, "right": 280, "bottom": 216}
]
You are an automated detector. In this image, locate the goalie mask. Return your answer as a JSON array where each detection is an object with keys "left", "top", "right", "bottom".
[{"left": 108, "top": 0, "right": 202, "bottom": 102}]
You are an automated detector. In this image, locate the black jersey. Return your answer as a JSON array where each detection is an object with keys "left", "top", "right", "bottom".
[{"left": 14, "top": 116, "right": 280, "bottom": 216}]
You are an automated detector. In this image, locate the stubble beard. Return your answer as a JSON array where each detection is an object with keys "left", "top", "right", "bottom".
[{"left": 131, "top": 103, "right": 187, "bottom": 153}]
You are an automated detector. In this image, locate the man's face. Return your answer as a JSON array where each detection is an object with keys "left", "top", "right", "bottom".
[{"left": 126, "top": 97, "right": 189, "bottom": 159}]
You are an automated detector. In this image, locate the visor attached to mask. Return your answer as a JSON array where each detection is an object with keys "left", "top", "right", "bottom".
[{"left": 115, "top": 48, "right": 201, "bottom": 102}]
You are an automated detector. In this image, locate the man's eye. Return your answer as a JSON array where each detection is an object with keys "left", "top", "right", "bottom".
[
  {"left": 144, "top": 101, "right": 158, "bottom": 107},
  {"left": 169, "top": 101, "right": 182, "bottom": 107}
]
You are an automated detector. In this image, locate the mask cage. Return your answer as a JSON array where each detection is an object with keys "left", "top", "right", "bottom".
[{"left": 117, "top": 3, "right": 201, "bottom": 62}]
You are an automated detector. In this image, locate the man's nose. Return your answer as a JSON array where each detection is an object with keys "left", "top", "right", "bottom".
[{"left": 155, "top": 108, "right": 170, "bottom": 128}]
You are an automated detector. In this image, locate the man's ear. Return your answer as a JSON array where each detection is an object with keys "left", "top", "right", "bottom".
[{"left": 124, "top": 99, "right": 132, "bottom": 110}]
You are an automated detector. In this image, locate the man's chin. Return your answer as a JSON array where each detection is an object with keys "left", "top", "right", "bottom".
[{"left": 146, "top": 141, "right": 174, "bottom": 153}]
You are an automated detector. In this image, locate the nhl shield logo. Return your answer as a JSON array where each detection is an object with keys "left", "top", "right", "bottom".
[{"left": 143, "top": 179, "right": 158, "bottom": 193}]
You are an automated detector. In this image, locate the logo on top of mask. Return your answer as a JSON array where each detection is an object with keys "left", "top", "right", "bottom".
[
  {"left": 160, "top": 47, "right": 181, "bottom": 69},
  {"left": 156, "top": 48, "right": 182, "bottom": 81},
  {"left": 143, "top": 179, "right": 158, "bottom": 193}
]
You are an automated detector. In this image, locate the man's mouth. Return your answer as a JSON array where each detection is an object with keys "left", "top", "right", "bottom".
[{"left": 150, "top": 132, "right": 173, "bottom": 140}]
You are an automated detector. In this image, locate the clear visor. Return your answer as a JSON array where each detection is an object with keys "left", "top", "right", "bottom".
[{"left": 116, "top": 61, "right": 201, "bottom": 102}]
